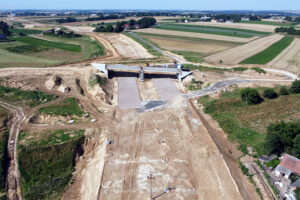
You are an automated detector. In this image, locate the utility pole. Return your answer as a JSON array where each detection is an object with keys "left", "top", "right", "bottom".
[{"left": 147, "top": 174, "right": 155, "bottom": 200}]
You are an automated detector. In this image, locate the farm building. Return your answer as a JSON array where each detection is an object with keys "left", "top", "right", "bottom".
[{"left": 275, "top": 154, "right": 300, "bottom": 178}]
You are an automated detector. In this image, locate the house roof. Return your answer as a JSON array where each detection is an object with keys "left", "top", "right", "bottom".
[
  {"left": 259, "top": 155, "right": 277, "bottom": 162},
  {"left": 275, "top": 165, "right": 292, "bottom": 176},
  {"left": 291, "top": 179, "right": 300, "bottom": 188},
  {"left": 279, "top": 154, "right": 300, "bottom": 175}
]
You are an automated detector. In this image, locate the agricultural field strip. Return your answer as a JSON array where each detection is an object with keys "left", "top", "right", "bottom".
[
  {"left": 156, "top": 23, "right": 270, "bottom": 37},
  {"left": 241, "top": 36, "right": 294, "bottom": 64},
  {"left": 182, "top": 22, "right": 276, "bottom": 32},
  {"left": 133, "top": 28, "right": 257, "bottom": 43},
  {"left": 205, "top": 34, "right": 284, "bottom": 64},
  {"left": 134, "top": 32, "right": 244, "bottom": 45},
  {"left": 268, "top": 38, "right": 300, "bottom": 75}
]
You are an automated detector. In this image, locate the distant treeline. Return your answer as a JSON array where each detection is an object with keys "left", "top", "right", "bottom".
[
  {"left": 85, "top": 14, "right": 124, "bottom": 21},
  {"left": 94, "top": 17, "right": 156, "bottom": 33},
  {"left": 275, "top": 27, "right": 300, "bottom": 36},
  {"left": 56, "top": 17, "right": 77, "bottom": 23},
  {"left": 44, "top": 29, "right": 82, "bottom": 38}
]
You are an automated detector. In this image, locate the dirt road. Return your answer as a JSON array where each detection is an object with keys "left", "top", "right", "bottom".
[
  {"left": 133, "top": 28, "right": 258, "bottom": 43},
  {"left": 268, "top": 38, "right": 300, "bottom": 76},
  {"left": 96, "top": 102, "right": 243, "bottom": 200},
  {"left": 205, "top": 34, "right": 283, "bottom": 64}
]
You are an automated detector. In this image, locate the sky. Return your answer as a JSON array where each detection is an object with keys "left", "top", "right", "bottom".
[{"left": 1, "top": 0, "right": 300, "bottom": 10}]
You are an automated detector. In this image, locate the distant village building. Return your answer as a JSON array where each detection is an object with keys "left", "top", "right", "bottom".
[
  {"left": 275, "top": 154, "right": 300, "bottom": 178},
  {"left": 225, "top": 20, "right": 234, "bottom": 23},
  {"left": 211, "top": 18, "right": 217, "bottom": 23},
  {"left": 241, "top": 17, "right": 250, "bottom": 21}
]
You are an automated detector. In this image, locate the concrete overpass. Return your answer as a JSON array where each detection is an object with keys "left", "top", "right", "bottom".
[{"left": 92, "top": 63, "right": 192, "bottom": 81}]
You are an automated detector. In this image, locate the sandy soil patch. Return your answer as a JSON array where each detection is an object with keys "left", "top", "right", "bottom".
[
  {"left": 205, "top": 34, "right": 283, "bottom": 64},
  {"left": 101, "top": 34, "right": 153, "bottom": 59},
  {"left": 133, "top": 28, "right": 257, "bottom": 43},
  {"left": 136, "top": 79, "right": 160, "bottom": 101},
  {"left": 268, "top": 38, "right": 300, "bottom": 76},
  {"left": 139, "top": 34, "right": 237, "bottom": 54},
  {"left": 182, "top": 22, "right": 276, "bottom": 32}
]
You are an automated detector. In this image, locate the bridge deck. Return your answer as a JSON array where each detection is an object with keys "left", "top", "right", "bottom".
[{"left": 107, "top": 65, "right": 180, "bottom": 75}]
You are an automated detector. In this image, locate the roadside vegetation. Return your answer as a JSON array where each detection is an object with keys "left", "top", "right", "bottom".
[
  {"left": 172, "top": 51, "right": 204, "bottom": 63},
  {"left": 18, "top": 130, "right": 84, "bottom": 200},
  {"left": 0, "top": 85, "right": 57, "bottom": 107},
  {"left": 88, "top": 74, "right": 107, "bottom": 88},
  {"left": 122, "top": 32, "right": 162, "bottom": 57},
  {"left": 183, "top": 64, "right": 266, "bottom": 74},
  {"left": 37, "top": 98, "right": 84, "bottom": 116},
  {"left": 198, "top": 81, "right": 300, "bottom": 155},
  {"left": 241, "top": 36, "right": 294, "bottom": 64}
]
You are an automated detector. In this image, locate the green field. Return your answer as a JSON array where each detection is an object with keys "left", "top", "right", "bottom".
[
  {"left": 10, "top": 28, "right": 43, "bottom": 35},
  {"left": 18, "top": 132, "right": 84, "bottom": 200},
  {"left": 15, "top": 36, "right": 81, "bottom": 52},
  {"left": 241, "top": 36, "right": 294, "bottom": 64},
  {"left": 38, "top": 98, "right": 84, "bottom": 116},
  {"left": 199, "top": 87, "right": 300, "bottom": 155},
  {"left": 0, "top": 34, "right": 105, "bottom": 67},
  {"left": 155, "top": 23, "right": 269, "bottom": 38}
]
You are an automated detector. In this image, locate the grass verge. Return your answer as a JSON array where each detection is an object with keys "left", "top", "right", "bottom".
[
  {"left": 198, "top": 88, "right": 300, "bottom": 155},
  {"left": 37, "top": 98, "right": 84, "bottom": 116},
  {"left": 172, "top": 51, "right": 204, "bottom": 63},
  {"left": 241, "top": 36, "right": 294, "bottom": 64}
]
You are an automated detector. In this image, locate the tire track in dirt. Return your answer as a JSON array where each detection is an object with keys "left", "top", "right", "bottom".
[{"left": 121, "top": 121, "right": 144, "bottom": 200}]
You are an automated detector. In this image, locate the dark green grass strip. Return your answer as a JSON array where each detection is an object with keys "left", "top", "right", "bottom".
[
  {"left": 15, "top": 36, "right": 82, "bottom": 52},
  {"left": 241, "top": 36, "right": 294, "bottom": 64},
  {"left": 159, "top": 23, "right": 270, "bottom": 35}
]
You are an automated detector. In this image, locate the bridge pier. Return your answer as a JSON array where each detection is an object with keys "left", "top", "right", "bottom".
[{"left": 139, "top": 69, "right": 145, "bottom": 82}]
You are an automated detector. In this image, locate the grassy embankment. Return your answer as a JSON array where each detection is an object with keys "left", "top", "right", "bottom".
[
  {"left": 0, "top": 29, "right": 105, "bottom": 67},
  {"left": 37, "top": 98, "right": 84, "bottom": 117},
  {"left": 183, "top": 64, "right": 266, "bottom": 74},
  {"left": 0, "top": 107, "right": 9, "bottom": 200},
  {"left": 18, "top": 129, "right": 84, "bottom": 200},
  {"left": 122, "top": 32, "right": 162, "bottom": 57},
  {"left": 155, "top": 23, "right": 270, "bottom": 38},
  {"left": 241, "top": 36, "right": 294, "bottom": 64},
  {"left": 199, "top": 87, "right": 300, "bottom": 155},
  {"left": 0, "top": 85, "right": 57, "bottom": 107}
]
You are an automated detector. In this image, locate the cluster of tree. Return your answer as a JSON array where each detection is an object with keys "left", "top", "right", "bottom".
[
  {"left": 85, "top": 14, "right": 124, "bottom": 21},
  {"left": 0, "top": 21, "right": 11, "bottom": 36},
  {"left": 137, "top": 17, "right": 156, "bottom": 28},
  {"left": 264, "top": 121, "right": 300, "bottom": 157},
  {"left": 56, "top": 17, "right": 77, "bottom": 24},
  {"left": 44, "top": 29, "right": 81, "bottom": 38},
  {"left": 240, "top": 80, "right": 300, "bottom": 105},
  {"left": 94, "top": 17, "right": 156, "bottom": 33},
  {"left": 213, "top": 14, "right": 242, "bottom": 22},
  {"left": 94, "top": 21, "right": 125, "bottom": 33},
  {"left": 275, "top": 27, "right": 300, "bottom": 36}
]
